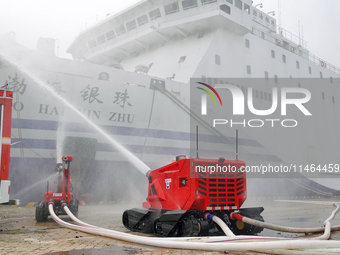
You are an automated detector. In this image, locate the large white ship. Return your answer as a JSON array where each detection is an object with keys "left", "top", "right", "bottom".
[{"left": 0, "top": 0, "right": 339, "bottom": 203}]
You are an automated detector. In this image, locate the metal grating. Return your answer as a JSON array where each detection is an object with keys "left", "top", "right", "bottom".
[{"left": 196, "top": 164, "right": 246, "bottom": 209}]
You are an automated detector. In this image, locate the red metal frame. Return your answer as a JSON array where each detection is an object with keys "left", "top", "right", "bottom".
[
  {"left": 0, "top": 90, "right": 13, "bottom": 182},
  {"left": 0, "top": 90, "right": 13, "bottom": 203},
  {"left": 143, "top": 158, "right": 247, "bottom": 211},
  {"left": 44, "top": 156, "right": 74, "bottom": 205}
]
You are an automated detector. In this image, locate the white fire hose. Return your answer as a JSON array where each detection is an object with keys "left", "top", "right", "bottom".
[
  {"left": 48, "top": 201, "right": 340, "bottom": 252},
  {"left": 230, "top": 204, "right": 340, "bottom": 238}
]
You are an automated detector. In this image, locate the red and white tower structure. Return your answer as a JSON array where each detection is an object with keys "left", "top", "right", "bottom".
[{"left": 0, "top": 89, "right": 13, "bottom": 203}]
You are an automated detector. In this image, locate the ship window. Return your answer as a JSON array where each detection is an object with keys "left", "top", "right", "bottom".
[
  {"left": 219, "top": 4, "right": 231, "bottom": 14},
  {"left": 244, "top": 3, "right": 250, "bottom": 14},
  {"left": 126, "top": 20, "right": 137, "bottom": 31},
  {"left": 201, "top": 76, "right": 206, "bottom": 83},
  {"left": 261, "top": 32, "right": 265, "bottom": 39},
  {"left": 260, "top": 91, "right": 263, "bottom": 99},
  {"left": 245, "top": 39, "right": 250, "bottom": 48},
  {"left": 106, "top": 30, "right": 116, "bottom": 40},
  {"left": 264, "top": 92, "right": 267, "bottom": 100},
  {"left": 247, "top": 65, "right": 251, "bottom": 74},
  {"left": 164, "top": 2, "right": 179, "bottom": 15},
  {"left": 96, "top": 35, "right": 106, "bottom": 44},
  {"left": 322, "top": 92, "right": 325, "bottom": 100},
  {"left": 131, "top": 51, "right": 140, "bottom": 57},
  {"left": 255, "top": 90, "right": 259, "bottom": 98},
  {"left": 99, "top": 72, "right": 109, "bottom": 81},
  {"left": 332, "top": 96, "right": 335, "bottom": 104},
  {"left": 296, "top": 61, "right": 300, "bottom": 69},
  {"left": 253, "top": 10, "right": 257, "bottom": 16},
  {"left": 274, "top": 75, "right": 278, "bottom": 84},
  {"left": 178, "top": 56, "right": 186, "bottom": 63},
  {"left": 330, "top": 77, "right": 333, "bottom": 84},
  {"left": 269, "top": 93, "right": 272, "bottom": 102},
  {"left": 149, "top": 8, "right": 161, "bottom": 20},
  {"left": 271, "top": 50, "right": 275, "bottom": 58},
  {"left": 320, "top": 72, "right": 323, "bottom": 78},
  {"left": 182, "top": 0, "right": 198, "bottom": 10},
  {"left": 137, "top": 14, "right": 149, "bottom": 26},
  {"left": 226, "top": 0, "right": 233, "bottom": 4},
  {"left": 235, "top": 0, "right": 242, "bottom": 10},
  {"left": 308, "top": 66, "right": 312, "bottom": 74},
  {"left": 215, "top": 54, "right": 221, "bottom": 65},
  {"left": 208, "top": 77, "right": 212, "bottom": 84},
  {"left": 197, "top": 31, "right": 205, "bottom": 38},
  {"left": 116, "top": 25, "right": 126, "bottom": 36},
  {"left": 87, "top": 39, "right": 97, "bottom": 48},
  {"left": 201, "top": 0, "right": 217, "bottom": 5},
  {"left": 264, "top": 71, "right": 268, "bottom": 80},
  {"left": 265, "top": 16, "right": 269, "bottom": 23},
  {"left": 282, "top": 55, "right": 286, "bottom": 63}
]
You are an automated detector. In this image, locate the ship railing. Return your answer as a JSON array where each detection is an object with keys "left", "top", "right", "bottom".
[
  {"left": 74, "top": 0, "right": 250, "bottom": 60},
  {"left": 308, "top": 53, "right": 340, "bottom": 75},
  {"left": 277, "top": 27, "right": 307, "bottom": 49},
  {"left": 252, "top": 26, "right": 340, "bottom": 76}
]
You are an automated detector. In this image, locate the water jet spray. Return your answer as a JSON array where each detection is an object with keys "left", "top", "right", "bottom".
[{"left": 0, "top": 52, "right": 151, "bottom": 175}]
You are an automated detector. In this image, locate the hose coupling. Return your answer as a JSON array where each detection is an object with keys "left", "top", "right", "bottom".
[
  {"left": 48, "top": 198, "right": 55, "bottom": 206},
  {"left": 59, "top": 199, "right": 67, "bottom": 208},
  {"left": 204, "top": 213, "right": 215, "bottom": 221}
]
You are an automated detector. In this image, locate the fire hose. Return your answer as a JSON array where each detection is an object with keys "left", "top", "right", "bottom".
[
  {"left": 230, "top": 204, "right": 340, "bottom": 238},
  {"left": 56, "top": 199, "right": 285, "bottom": 242},
  {"left": 48, "top": 200, "right": 340, "bottom": 251}
]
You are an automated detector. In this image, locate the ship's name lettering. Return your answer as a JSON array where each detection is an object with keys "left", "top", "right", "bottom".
[
  {"left": 78, "top": 108, "right": 101, "bottom": 120},
  {"left": 13, "top": 101, "right": 24, "bottom": 111},
  {"left": 38, "top": 104, "right": 135, "bottom": 123},
  {"left": 39, "top": 104, "right": 65, "bottom": 116},
  {"left": 109, "top": 112, "right": 134, "bottom": 123}
]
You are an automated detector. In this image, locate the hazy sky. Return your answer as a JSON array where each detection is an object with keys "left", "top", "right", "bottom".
[{"left": 1, "top": 0, "right": 339, "bottom": 68}]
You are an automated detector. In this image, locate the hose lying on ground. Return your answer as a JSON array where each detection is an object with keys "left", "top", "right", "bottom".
[
  {"left": 230, "top": 204, "right": 340, "bottom": 238},
  {"left": 48, "top": 201, "right": 340, "bottom": 252},
  {"left": 61, "top": 202, "right": 288, "bottom": 242}
]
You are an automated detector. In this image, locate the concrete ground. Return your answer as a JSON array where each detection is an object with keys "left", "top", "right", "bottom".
[{"left": 1, "top": 198, "right": 340, "bottom": 255}]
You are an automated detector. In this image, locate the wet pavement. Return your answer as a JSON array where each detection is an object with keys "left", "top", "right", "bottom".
[{"left": 1, "top": 197, "right": 340, "bottom": 255}]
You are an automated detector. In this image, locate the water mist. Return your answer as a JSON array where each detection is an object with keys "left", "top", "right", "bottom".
[{"left": 0, "top": 52, "right": 151, "bottom": 175}]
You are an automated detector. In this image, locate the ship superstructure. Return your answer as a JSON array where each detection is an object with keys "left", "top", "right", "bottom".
[{"left": 68, "top": 0, "right": 339, "bottom": 81}]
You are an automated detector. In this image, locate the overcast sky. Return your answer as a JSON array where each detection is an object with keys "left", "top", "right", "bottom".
[{"left": 1, "top": 0, "right": 339, "bottom": 68}]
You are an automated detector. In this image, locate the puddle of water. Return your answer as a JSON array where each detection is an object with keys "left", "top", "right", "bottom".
[{"left": 44, "top": 244, "right": 155, "bottom": 255}]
